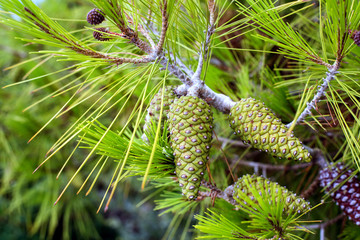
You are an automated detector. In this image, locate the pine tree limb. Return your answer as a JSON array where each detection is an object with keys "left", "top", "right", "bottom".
[
  {"left": 141, "top": 22, "right": 194, "bottom": 77},
  {"left": 155, "top": 0, "right": 168, "bottom": 55},
  {"left": 168, "top": 52, "right": 194, "bottom": 77},
  {"left": 158, "top": 56, "right": 192, "bottom": 85},
  {"left": 139, "top": 24, "right": 156, "bottom": 49},
  {"left": 199, "top": 181, "right": 237, "bottom": 206},
  {"left": 110, "top": 1, "right": 236, "bottom": 113},
  {"left": 235, "top": 160, "right": 312, "bottom": 171},
  {"left": 230, "top": 147, "right": 327, "bottom": 171},
  {"left": 121, "top": 27, "right": 153, "bottom": 54},
  {"left": 303, "top": 214, "right": 345, "bottom": 229},
  {"left": 188, "top": 0, "right": 216, "bottom": 96},
  {"left": 300, "top": 176, "right": 319, "bottom": 199},
  {"left": 24, "top": 7, "right": 154, "bottom": 65},
  {"left": 286, "top": 61, "right": 341, "bottom": 128},
  {"left": 198, "top": 85, "right": 236, "bottom": 113},
  {"left": 217, "top": 136, "right": 248, "bottom": 147}
]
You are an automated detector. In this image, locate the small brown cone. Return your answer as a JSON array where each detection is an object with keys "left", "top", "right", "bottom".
[{"left": 87, "top": 8, "right": 105, "bottom": 25}]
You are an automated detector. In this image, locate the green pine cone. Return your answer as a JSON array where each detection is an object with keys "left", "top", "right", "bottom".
[
  {"left": 233, "top": 174, "right": 310, "bottom": 214},
  {"left": 143, "top": 86, "right": 177, "bottom": 134},
  {"left": 229, "top": 98, "right": 311, "bottom": 162},
  {"left": 168, "top": 96, "right": 213, "bottom": 200}
]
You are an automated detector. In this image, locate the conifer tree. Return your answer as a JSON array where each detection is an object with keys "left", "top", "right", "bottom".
[{"left": 1, "top": 0, "right": 360, "bottom": 239}]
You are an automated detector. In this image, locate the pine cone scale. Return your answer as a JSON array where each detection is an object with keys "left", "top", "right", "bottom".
[
  {"left": 320, "top": 164, "right": 360, "bottom": 225},
  {"left": 87, "top": 8, "right": 105, "bottom": 25}
]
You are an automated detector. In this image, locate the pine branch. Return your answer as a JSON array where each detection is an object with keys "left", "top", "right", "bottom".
[
  {"left": 184, "top": 0, "right": 237, "bottom": 112},
  {"left": 155, "top": 0, "right": 168, "bottom": 55},
  {"left": 199, "top": 180, "right": 237, "bottom": 206},
  {"left": 303, "top": 214, "right": 345, "bottom": 230},
  {"left": 235, "top": 160, "right": 312, "bottom": 171},
  {"left": 141, "top": 22, "right": 194, "bottom": 77},
  {"left": 217, "top": 136, "right": 247, "bottom": 147},
  {"left": 24, "top": 7, "right": 154, "bottom": 65},
  {"left": 91, "top": 1, "right": 237, "bottom": 113},
  {"left": 139, "top": 24, "right": 156, "bottom": 49},
  {"left": 187, "top": 0, "right": 216, "bottom": 98},
  {"left": 140, "top": 1, "right": 236, "bottom": 113},
  {"left": 158, "top": 56, "right": 192, "bottom": 85},
  {"left": 286, "top": 61, "right": 341, "bottom": 128},
  {"left": 300, "top": 176, "right": 319, "bottom": 199},
  {"left": 199, "top": 85, "right": 236, "bottom": 113},
  {"left": 167, "top": 53, "right": 194, "bottom": 77}
]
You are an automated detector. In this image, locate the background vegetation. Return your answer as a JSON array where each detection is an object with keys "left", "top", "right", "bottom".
[{"left": 0, "top": 1, "right": 175, "bottom": 239}]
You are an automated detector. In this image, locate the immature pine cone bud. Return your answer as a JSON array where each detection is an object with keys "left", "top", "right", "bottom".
[
  {"left": 354, "top": 31, "right": 360, "bottom": 47},
  {"left": 87, "top": 8, "right": 105, "bottom": 25},
  {"left": 319, "top": 163, "right": 360, "bottom": 225},
  {"left": 93, "top": 28, "right": 110, "bottom": 41},
  {"left": 229, "top": 98, "right": 311, "bottom": 161},
  {"left": 233, "top": 174, "right": 311, "bottom": 214},
  {"left": 143, "top": 86, "right": 177, "bottom": 134},
  {"left": 168, "top": 96, "right": 213, "bottom": 200}
]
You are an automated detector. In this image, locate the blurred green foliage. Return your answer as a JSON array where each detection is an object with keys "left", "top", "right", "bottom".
[{"left": 0, "top": 0, "right": 175, "bottom": 239}]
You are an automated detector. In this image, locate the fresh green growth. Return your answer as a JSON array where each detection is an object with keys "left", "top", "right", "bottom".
[
  {"left": 234, "top": 174, "right": 311, "bottom": 215},
  {"left": 80, "top": 121, "right": 175, "bottom": 179},
  {"left": 229, "top": 98, "right": 311, "bottom": 161},
  {"left": 195, "top": 210, "right": 254, "bottom": 240},
  {"left": 168, "top": 96, "right": 213, "bottom": 200}
]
